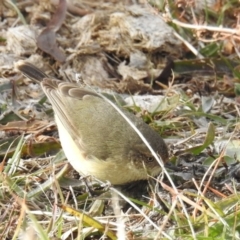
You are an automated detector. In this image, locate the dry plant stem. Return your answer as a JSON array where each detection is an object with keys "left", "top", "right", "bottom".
[
  {"left": 26, "top": 163, "right": 69, "bottom": 198},
  {"left": 11, "top": 198, "right": 27, "bottom": 240},
  {"left": 170, "top": 18, "right": 240, "bottom": 36},
  {"left": 161, "top": 182, "right": 218, "bottom": 219},
  {"left": 224, "top": 184, "right": 235, "bottom": 194},
  {"left": 192, "top": 178, "right": 226, "bottom": 227},
  {"left": 5, "top": 135, "right": 25, "bottom": 176},
  {"left": 190, "top": 4, "right": 198, "bottom": 25},
  {"left": 206, "top": 185, "right": 227, "bottom": 198},
  {"left": 173, "top": 31, "right": 204, "bottom": 58},
  {"left": 69, "top": 185, "right": 79, "bottom": 209},
  {"left": 154, "top": 197, "right": 178, "bottom": 240},
  {"left": 0, "top": 204, "right": 15, "bottom": 239},
  {"left": 111, "top": 187, "right": 172, "bottom": 240},
  {"left": 165, "top": 0, "right": 238, "bottom": 36},
  {"left": 11, "top": 110, "right": 28, "bottom": 121},
  {"left": 29, "top": 209, "right": 131, "bottom": 225},
  {"left": 5, "top": 0, "right": 27, "bottom": 25},
  {"left": 174, "top": 131, "right": 199, "bottom": 146},
  {"left": 111, "top": 193, "right": 126, "bottom": 240},
  {"left": 0, "top": 136, "right": 20, "bottom": 172},
  {"left": 195, "top": 127, "right": 238, "bottom": 220},
  {"left": 192, "top": 151, "right": 228, "bottom": 226},
  {"left": 234, "top": 104, "right": 240, "bottom": 117},
  {"left": 32, "top": 122, "right": 56, "bottom": 137},
  {"left": 52, "top": 167, "right": 64, "bottom": 230},
  {"left": 199, "top": 33, "right": 240, "bottom": 44},
  {"left": 11, "top": 192, "right": 48, "bottom": 239},
  {"left": 232, "top": 38, "right": 240, "bottom": 58}
]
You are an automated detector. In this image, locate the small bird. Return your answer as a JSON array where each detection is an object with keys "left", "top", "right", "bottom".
[{"left": 17, "top": 62, "right": 168, "bottom": 185}]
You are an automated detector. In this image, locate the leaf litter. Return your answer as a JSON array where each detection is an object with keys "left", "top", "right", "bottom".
[{"left": 1, "top": 0, "right": 240, "bottom": 238}]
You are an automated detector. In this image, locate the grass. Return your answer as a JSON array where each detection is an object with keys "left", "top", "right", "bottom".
[{"left": 1, "top": 0, "right": 240, "bottom": 239}]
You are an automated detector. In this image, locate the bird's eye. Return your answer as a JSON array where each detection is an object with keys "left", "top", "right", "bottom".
[{"left": 147, "top": 157, "right": 154, "bottom": 162}]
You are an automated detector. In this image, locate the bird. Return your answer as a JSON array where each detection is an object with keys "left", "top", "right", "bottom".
[{"left": 17, "top": 62, "right": 168, "bottom": 185}]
